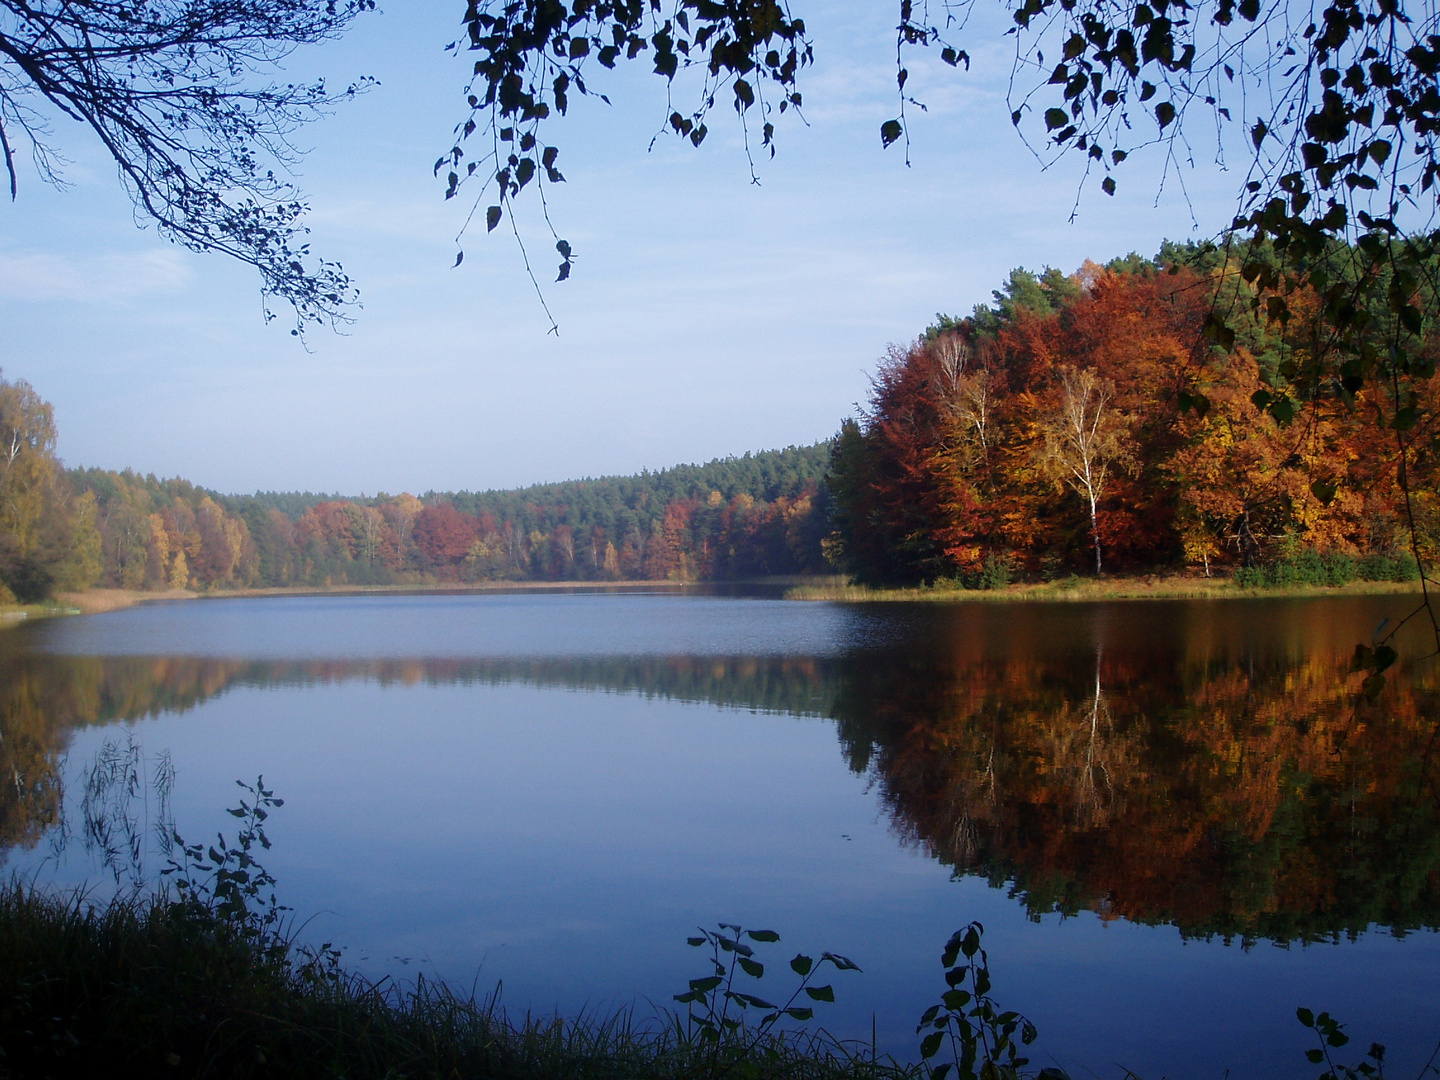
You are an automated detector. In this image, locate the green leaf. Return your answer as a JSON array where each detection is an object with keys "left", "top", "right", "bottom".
[
  {"left": 1155, "top": 101, "right": 1176, "bottom": 128},
  {"left": 790, "top": 954, "right": 813, "bottom": 976},
  {"left": 1310, "top": 479, "right": 1337, "bottom": 505},
  {"left": 822, "top": 952, "right": 861, "bottom": 971},
  {"left": 785, "top": 1007, "right": 814, "bottom": 1021},
  {"left": 880, "top": 119, "right": 903, "bottom": 147},
  {"left": 1044, "top": 107, "right": 1069, "bottom": 130},
  {"left": 1102, "top": 176, "right": 1116, "bottom": 195},
  {"left": 1177, "top": 390, "right": 1201, "bottom": 416},
  {"left": 747, "top": 929, "right": 780, "bottom": 942},
  {"left": 731, "top": 991, "right": 776, "bottom": 1009},
  {"left": 486, "top": 205, "right": 502, "bottom": 232},
  {"left": 960, "top": 928, "right": 980, "bottom": 958},
  {"left": 921, "top": 1031, "right": 945, "bottom": 1059},
  {"left": 738, "top": 957, "right": 764, "bottom": 978},
  {"left": 690, "top": 976, "right": 723, "bottom": 993},
  {"left": 687, "top": 936, "right": 707, "bottom": 947},
  {"left": 941, "top": 933, "right": 962, "bottom": 968},
  {"left": 942, "top": 989, "right": 972, "bottom": 1010},
  {"left": 805, "top": 985, "right": 835, "bottom": 1002},
  {"left": 1203, "top": 314, "right": 1236, "bottom": 351}
]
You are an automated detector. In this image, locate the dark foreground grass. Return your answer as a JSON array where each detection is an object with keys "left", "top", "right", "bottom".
[{"left": 0, "top": 882, "right": 912, "bottom": 1080}]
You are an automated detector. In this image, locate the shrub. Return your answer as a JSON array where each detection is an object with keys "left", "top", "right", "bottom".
[{"left": 1232, "top": 546, "right": 1417, "bottom": 589}]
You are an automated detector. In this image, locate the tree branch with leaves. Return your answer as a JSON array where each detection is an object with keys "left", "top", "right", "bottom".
[{"left": 0, "top": 0, "right": 375, "bottom": 331}]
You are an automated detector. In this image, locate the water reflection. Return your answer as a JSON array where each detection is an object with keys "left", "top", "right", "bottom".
[
  {"left": 836, "top": 626, "right": 1440, "bottom": 943},
  {"left": 4, "top": 595, "right": 1439, "bottom": 946}
]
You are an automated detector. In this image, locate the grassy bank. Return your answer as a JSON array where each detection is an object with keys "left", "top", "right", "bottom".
[
  {"left": 21, "top": 578, "right": 811, "bottom": 623},
  {"left": 785, "top": 574, "right": 1429, "bottom": 603},
  {"left": 218, "top": 579, "right": 707, "bottom": 599},
  {"left": 0, "top": 588, "right": 193, "bottom": 628},
  {"left": 0, "top": 600, "right": 78, "bottom": 623},
  {"left": 0, "top": 882, "right": 903, "bottom": 1080},
  {"left": 52, "top": 587, "right": 196, "bottom": 615}
]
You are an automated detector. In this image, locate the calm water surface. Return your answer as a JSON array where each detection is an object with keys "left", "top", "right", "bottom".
[{"left": 3, "top": 589, "right": 1439, "bottom": 1079}]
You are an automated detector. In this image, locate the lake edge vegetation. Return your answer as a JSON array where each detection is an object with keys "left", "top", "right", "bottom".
[{"left": 1, "top": 864, "right": 1412, "bottom": 1079}]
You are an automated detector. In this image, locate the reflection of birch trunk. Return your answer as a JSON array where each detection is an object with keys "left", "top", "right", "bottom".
[
  {"left": 1080, "top": 657, "right": 1113, "bottom": 821},
  {"left": 947, "top": 739, "right": 995, "bottom": 868}
]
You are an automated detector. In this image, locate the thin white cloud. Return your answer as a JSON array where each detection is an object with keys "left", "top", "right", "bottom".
[{"left": 0, "top": 247, "right": 192, "bottom": 303}]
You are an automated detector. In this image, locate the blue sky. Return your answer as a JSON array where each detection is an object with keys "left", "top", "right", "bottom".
[{"left": 4, "top": 0, "right": 1243, "bottom": 495}]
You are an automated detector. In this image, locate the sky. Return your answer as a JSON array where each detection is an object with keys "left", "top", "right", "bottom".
[{"left": 4, "top": 0, "right": 1247, "bottom": 496}]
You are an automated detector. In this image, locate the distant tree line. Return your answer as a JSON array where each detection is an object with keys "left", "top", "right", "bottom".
[
  {"left": 826, "top": 240, "right": 1438, "bottom": 586},
  {"left": 216, "top": 447, "right": 831, "bottom": 588},
  {"left": 0, "top": 400, "right": 832, "bottom": 601}
]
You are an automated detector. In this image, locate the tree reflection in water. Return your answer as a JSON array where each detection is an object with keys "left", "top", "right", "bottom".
[{"left": 4, "top": 598, "right": 1438, "bottom": 944}]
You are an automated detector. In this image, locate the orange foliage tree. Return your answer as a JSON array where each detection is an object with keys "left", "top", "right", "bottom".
[{"left": 827, "top": 251, "right": 1435, "bottom": 585}]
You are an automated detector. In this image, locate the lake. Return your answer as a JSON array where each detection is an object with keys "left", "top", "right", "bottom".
[{"left": 2, "top": 588, "right": 1439, "bottom": 1079}]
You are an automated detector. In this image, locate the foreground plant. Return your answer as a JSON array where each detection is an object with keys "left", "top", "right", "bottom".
[
  {"left": 916, "top": 922, "right": 1062, "bottom": 1080},
  {"left": 674, "top": 923, "right": 861, "bottom": 1058},
  {"left": 1296, "top": 1008, "right": 1440, "bottom": 1080}
]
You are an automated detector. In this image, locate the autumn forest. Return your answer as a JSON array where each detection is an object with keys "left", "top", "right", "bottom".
[{"left": 2, "top": 237, "right": 1434, "bottom": 601}]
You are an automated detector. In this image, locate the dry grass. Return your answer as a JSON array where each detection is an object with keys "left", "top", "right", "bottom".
[{"left": 52, "top": 588, "right": 196, "bottom": 615}]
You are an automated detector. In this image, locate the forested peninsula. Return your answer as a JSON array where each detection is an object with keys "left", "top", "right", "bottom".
[{"left": 2, "top": 238, "right": 1433, "bottom": 605}]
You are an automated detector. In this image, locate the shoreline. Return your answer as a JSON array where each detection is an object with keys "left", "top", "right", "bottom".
[
  {"left": 14, "top": 579, "right": 771, "bottom": 622},
  {"left": 783, "top": 575, "right": 1428, "bottom": 603},
  {"left": 5, "top": 573, "right": 1427, "bottom": 625}
]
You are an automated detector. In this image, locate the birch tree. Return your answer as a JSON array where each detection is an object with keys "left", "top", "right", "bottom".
[{"left": 1039, "top": 367, "right": 1133, "bottom": 576}]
